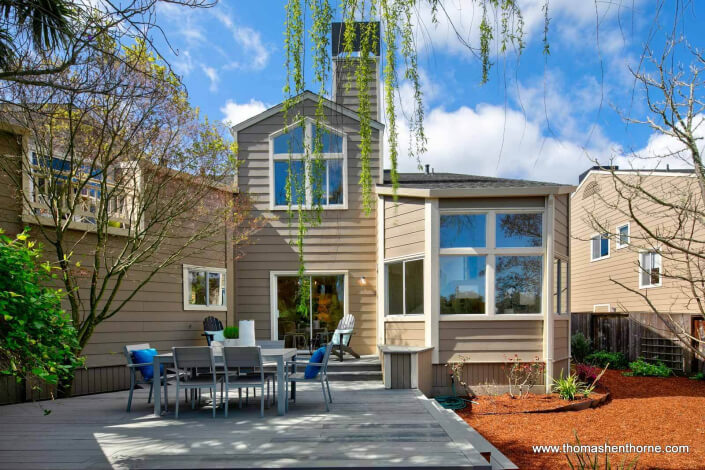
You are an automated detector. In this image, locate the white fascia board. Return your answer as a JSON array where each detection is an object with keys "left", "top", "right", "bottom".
[{"left": 375, "top": 185, "right": 576, "bottom": 198}]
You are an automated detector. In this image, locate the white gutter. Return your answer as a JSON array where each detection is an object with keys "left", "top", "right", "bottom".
[{"left": 375, "top": 184, "right": 576, "bottom": 199}]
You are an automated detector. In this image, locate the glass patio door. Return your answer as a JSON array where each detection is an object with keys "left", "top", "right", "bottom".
[{"left": 274, "top": 274, "right": 345, "bottom": 350}]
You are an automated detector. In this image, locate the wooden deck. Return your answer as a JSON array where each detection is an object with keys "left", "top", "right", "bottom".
[{"left": 0, "top": 380, "right": 514, "bottom": 469}]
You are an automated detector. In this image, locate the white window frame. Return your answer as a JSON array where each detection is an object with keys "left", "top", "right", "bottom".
[
  {"left": 269, "top": 270, "right": 349, "bottom": 341},
  {"left": 616, "top": 223, "right": 630, "bottom": 249},
  {"left": 439, "top": 209, "right": 545, "bottom": 319},
  {"left": 23, "top": 148, "right": 140, "bottom": 236},
  {"left": 638, "top": 250, "right": 662, "bottom": 289},
  {"left": 183, "top": 265, "right": 228, "bottom": 311},
  {"left": 268, "top": 118, "right": 348, "bottom": 211},
  {"left": 384, "top": 255, "right": 425, "bottom": 318},
  {"left": 590, "top": 233, "right": 610, "bottom": 261}
]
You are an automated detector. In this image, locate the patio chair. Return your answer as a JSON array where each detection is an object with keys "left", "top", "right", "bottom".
[
  {"left": 329, "top": 314, "right": 360, "bottom": 362},
  {"left": 124, "top": 343, "right": 176, "bottom": 412},
  {"left": 202, "top": 316, "right": 224, "bottom": 345},
  {"left": 256, "top": 340, "right": 283, "bottom": 405},
  {"left": 172, "top": 346, "right": 223, "bottom": 418},
  {"left": 284, "top": 342, "right": 333, "bottom": 412},
  {"left": 222, "top": 346, "right": 266, "bottom": 418}
]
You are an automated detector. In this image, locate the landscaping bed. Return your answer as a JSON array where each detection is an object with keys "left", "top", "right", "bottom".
[
  {"left": 459, "top": 389, "right": 609, "bottom": 415},
  {"left": 459, "top": 369, "right": 705, "bottom": 470}
]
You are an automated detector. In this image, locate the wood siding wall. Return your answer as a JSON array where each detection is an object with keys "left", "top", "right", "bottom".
[
  {"left": 555, "top": 193, "right": 569, "bottom": 257},
  {"left": 571, "top": 172, "right": 700, "bottom": 314},
  {"left": 554, "top": 318, "right": 570, "bottom": 359},
  {"left": 384, "top": 321, "right": 425, "bottom": 347},
  {"left": 439, "top": 320, "right": 544, "bottom": 363},
  {"left": 430, "top": 363, "right": 545, "bottom": 396},
  {"left": 333, "top": 58, "right": 379, "bottom": 121},
  {"left": 234, "top": 100, "right": 380, "bottom": 354},
  {"left": 384, "top": 197, "right": 425, "bottom": 259},
  {"left": 0, "top": 131, "right": 231, "bottom": 402}
]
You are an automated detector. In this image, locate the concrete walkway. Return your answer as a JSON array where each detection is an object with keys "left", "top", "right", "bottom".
[{"left": 0, "top": 381, "right": 515, "bottom": 469}]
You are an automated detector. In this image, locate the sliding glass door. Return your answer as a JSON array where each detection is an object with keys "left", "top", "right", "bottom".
[{"left": 273, "top": 273, "right": 346, "bottom": 350}]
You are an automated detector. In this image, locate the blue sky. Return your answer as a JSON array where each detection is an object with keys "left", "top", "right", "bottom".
[{"left": 153, "top": 1, "right": 703, "bottom": 184}]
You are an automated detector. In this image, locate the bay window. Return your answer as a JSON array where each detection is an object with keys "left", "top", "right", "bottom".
[
  {"left": 440, "top": 210, "right": 544, "bottom": 316},
  {"left": 270, "top": 119, "right": 346, "bottom": 210}
]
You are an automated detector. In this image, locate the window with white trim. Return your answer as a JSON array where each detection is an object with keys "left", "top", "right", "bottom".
[
  {"left": 26, "top": 152, "right": 136, "bottom": 230},
  {"left": 183, "top": 265, "right": 227, "bottom": 310},
  {"left": 439, "top": 211, "right": 544, "bottom": 316},
  {"left": 270, "top": 119, "right": 346, "bottom": 210},
  {"left": 591, "top": 233, "right": 609, "bottom": 260},
  {"left": 639, "top": 251, "right": 662, "bottom": 288},
  {"left": 386, "top": 257, "right": 424, "bottom": 315},
  {"left": 617, "top": 223, "right": 630, "bottom": 249}
]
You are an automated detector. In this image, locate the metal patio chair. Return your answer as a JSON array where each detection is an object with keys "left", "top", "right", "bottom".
[
  {"left": 172, "top": 346, "right": 223, "bottom": 418},
  {"left": 222, "top": 346, "right": 266, "bottom": 418},
  {"left": 284, "top": 342, "right": 333, "bottom": 412}
]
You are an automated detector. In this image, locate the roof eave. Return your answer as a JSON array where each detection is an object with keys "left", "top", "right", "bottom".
[
  {"left": 231, "top": 91, "right": 385, "bottom": 133},
  {"left": 375, "top": 184, "right": 576, "bottom": 198}
]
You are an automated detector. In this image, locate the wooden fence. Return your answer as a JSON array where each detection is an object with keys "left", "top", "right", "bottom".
[
  {"left": 571, "top": 313, "right": 704, "bottom": 374},
  {"left": 0, "top": 365, "right": 130, "bottom": 405}
]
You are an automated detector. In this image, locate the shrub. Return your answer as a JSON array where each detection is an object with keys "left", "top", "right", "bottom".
[
  {"left": 585, "top": 350, "right": 628, "bottom": 369},
  {"left": 502, "top": 354, "right": 545, "bottom": 398},
  {"left": 626, "top": 358, "right": 671, "bottom": 377},
  {"left": 223, "top": 326, "right": 239, "bottom": 339},
  {"left": 0, "top": 229, "right": 83, "bottom": 396},
  {"left": 552, "top": 372, "right": 594, "bottom": 400},
  {"left": 575, "top": 363, "right": 601, "bottom": 383},
  {"left": 690, "top": 372, "right": 705, "bottom": 381},
  {"left": 566, "top": 431, "right": 639, "bottom": 469},
  {"left": 571, "top": 333, "right": 592, "bottom": 363}
]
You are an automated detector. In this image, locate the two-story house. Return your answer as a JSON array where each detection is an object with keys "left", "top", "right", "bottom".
[
  {"left": 571, "top": 166, "right": 704, "bottom": 372},
  {"left": 232, "top": 23, "right": 575, "bottom": 393}
]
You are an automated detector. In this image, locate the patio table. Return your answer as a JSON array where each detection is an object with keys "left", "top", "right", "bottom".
[{"left": 152, "top": 348, "right": 298, "bottom": 417}]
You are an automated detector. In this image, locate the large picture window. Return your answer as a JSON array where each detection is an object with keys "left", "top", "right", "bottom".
[
  {"left": 386, "top": 258, "right": 424, "bottom": 315},
  {"left": 183, "top": 265, "right": 227, "bottom": 311},
  {"left": 270, "top": 119, "right": 346, "bottom": 210},
  {"left": 440, "top": 210, "right": 544, "bottom": 316}
]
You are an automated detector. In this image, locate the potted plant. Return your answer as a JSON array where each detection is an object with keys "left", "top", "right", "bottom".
[{"left": 223, "top": 326, "right": 239, "bottom": 347}]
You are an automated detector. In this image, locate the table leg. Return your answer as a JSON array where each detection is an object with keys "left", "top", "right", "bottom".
[
  {"left": 291, "top": 354, "right": 296, "bottom": 401},
  {"left": 153, "top": 356, "right": 162, "bottom": 416},
  {"left": 276, "top": 356, "right": 286, "bottom": 416}
]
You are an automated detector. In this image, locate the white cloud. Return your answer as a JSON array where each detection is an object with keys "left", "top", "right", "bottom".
[
  {"left": 220, "top": 98, "right": 269, "bottom": 126},
  {"left": 201, "top": 65, "right": 220, "bottom": 92},
  {"left": 172, "top": 50, "right": 194, "bottom": 76},
  {"left": 212, "top": 10, "right": 271, "bottom": 70}
]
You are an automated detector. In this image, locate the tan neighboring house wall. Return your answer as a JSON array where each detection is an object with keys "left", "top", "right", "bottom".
[
  {"left": 0, "top": 130, "right": 233, "bottom": 402},
  {"left": 232, "top": 97, "right": 382, "bottom": 355},
  {"left": 571, "top": 170, "right": 700, "bottom": 314}
]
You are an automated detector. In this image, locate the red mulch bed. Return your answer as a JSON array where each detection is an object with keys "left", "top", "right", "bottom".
[
  {"left": 463, "top": 390, "right": 607, "bottom": 415},
  {"left": 458, "top": 370, "right": 705, "bottom": 470}
]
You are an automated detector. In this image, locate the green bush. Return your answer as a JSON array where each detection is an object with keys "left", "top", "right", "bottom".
[
  {"left": 571, "top": 332, "right": 592, "bottom": 363},
  {"left": 0, "top": 229, "right": 83, "bottom": 393},
  {"left": 552, "top": 372, "right": 594, "bottom": 400},
  {"left": 585, "top": 350, "right": 628, "bottom": 369},
  {"left": 223, "top": 326, "right": 239, "bottom": 339},
  {"left": 689, "top": 372, "right": 705, "bottom": 381},
  {"left": 626, "top": 358, "right": 671, "bottom": 377}
]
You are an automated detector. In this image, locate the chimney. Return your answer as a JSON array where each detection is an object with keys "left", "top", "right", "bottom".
[
  {"left": 331, "top": 22, "right": 380, "bottom": 121},
  {"left": 424, "top": 164, "right": 430, "bottom": 175}
]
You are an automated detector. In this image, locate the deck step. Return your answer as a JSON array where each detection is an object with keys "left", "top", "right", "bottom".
[{"left": 327, "top": 370, "right": 383, "bottom": 381}]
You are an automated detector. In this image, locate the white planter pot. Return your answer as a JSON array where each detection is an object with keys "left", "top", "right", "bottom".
[{"left": 224, "top": 339, "right": 240, "bottom": 347}]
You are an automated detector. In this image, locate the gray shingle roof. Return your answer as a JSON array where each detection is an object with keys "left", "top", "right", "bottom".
[{"left": 380, "top": 170, "right": 564, "bottom": 190}]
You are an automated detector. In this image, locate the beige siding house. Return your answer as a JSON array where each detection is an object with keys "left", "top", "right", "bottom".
[{"left": 571, "top": 167, "right": 702, "bottom": 370}]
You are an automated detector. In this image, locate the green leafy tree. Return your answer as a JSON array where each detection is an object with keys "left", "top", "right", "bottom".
[{"left": 0, "top": 229, "right": 83, "bottom": 397}]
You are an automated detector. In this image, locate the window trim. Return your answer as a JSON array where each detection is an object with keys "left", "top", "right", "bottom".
[
  {"left": 439, "top": 208, "right": 545, "bottom": 318},
  {"left": 553, "top": 255, "right": 570, "bottom": 315},
  {"left": 384, "top": 255, "right": 425, "bottom": 317},
  {"left": 590, "top": 232, "right": 610, "bottom": 261},
  {"left": 616, "top": 223, "right": 630, "bottom": 249},
  {"left": 23, "top": 148, "right": 139, "bottom": 236},
  {"left": 269, "top": 270, "right": 349, "bottom": 341},
  {"left": 268, "top": 119, "right": 348, "bottom": 211},
  {"left": 638, "top": 250, "right": 662, "bottom": 289},
  {"left": 182, "top": 264, "right": 228, "bottom": 311}
]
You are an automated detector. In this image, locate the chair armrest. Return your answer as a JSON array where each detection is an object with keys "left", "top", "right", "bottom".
[{"left": 127, "top": 362, "right": 153, "bottom": 368}]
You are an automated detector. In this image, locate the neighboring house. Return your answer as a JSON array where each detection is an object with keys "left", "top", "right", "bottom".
[
  {"left": 571, "top": 166, "right": 703, "bottom": 371},
  {"left": 232, "top": 26, "right": 575, "bottom": 392},
  {"left": 0, "top": 125, "right": 235, "bottom": 403}
]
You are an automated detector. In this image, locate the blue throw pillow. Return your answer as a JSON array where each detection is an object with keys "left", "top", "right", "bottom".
[
  {"left": 304, "top": 347, "right": 326, "bottom": 379},
  {"left": 131, "top": 348, "right": 163, "bottom": 381}
]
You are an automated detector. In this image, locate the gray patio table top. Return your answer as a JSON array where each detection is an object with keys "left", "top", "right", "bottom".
[{"left": 152, "top": 348, "right": 298, "bottom": 417}]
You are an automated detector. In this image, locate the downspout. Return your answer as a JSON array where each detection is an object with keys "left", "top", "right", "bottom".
[
  {"left": 376, "top": 194, "right": 385, "bottom": 353},
  {"left": 544, "top": 194, "right": 556, "bottom": 392}
]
